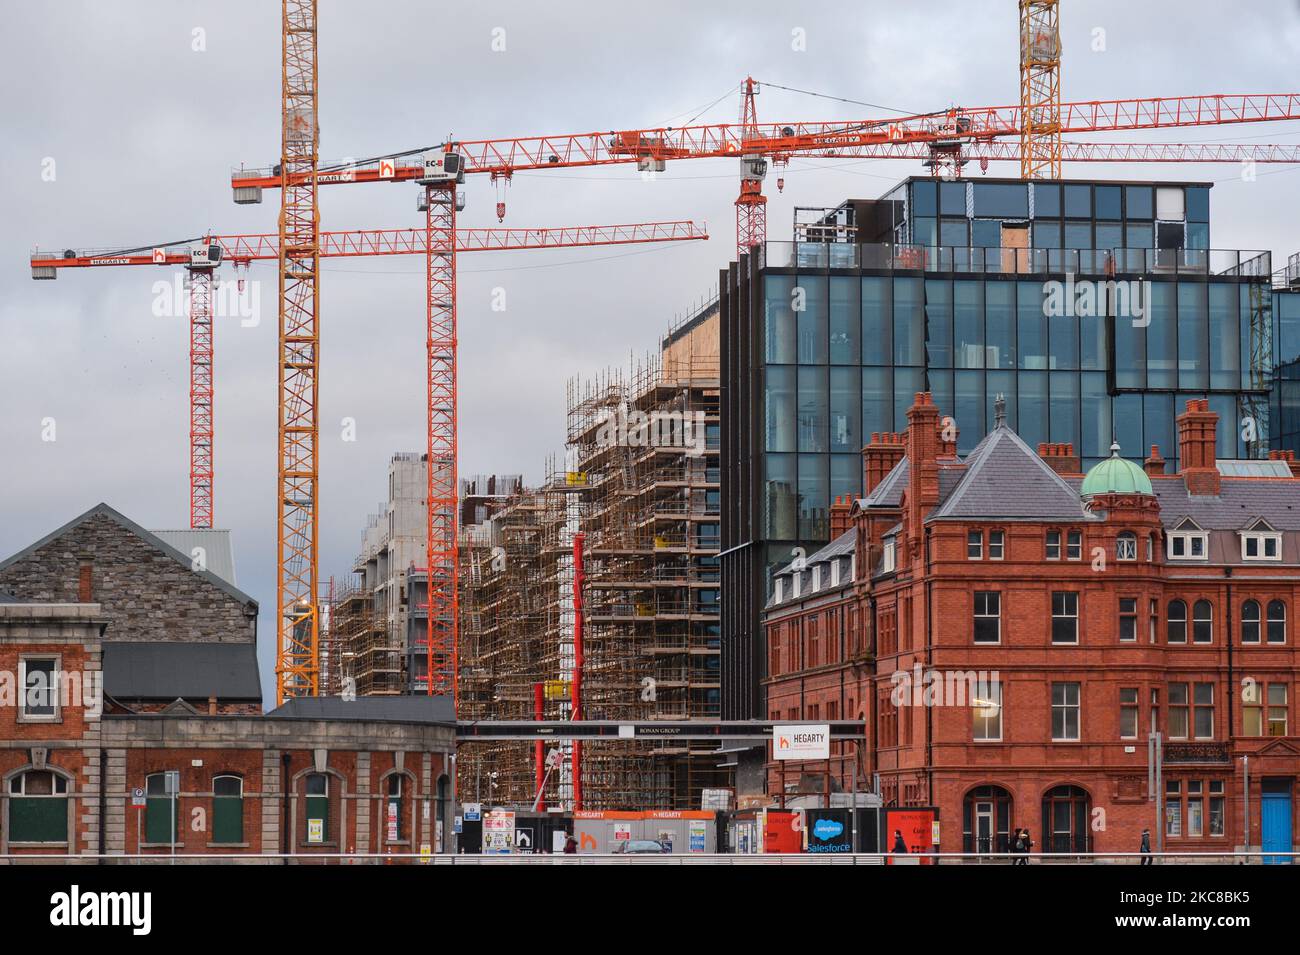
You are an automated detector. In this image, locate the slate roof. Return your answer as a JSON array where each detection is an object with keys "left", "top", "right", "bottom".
[
  {"left": 0, "top": 503, "right": 257, "bottom": 609},
  {"left": 773, "top": 529, "right": 856, "bottom": 577},
  {"left": 860, "top": 458, "right": 909, "bottom": 508},
  {"left": 0, "top": 590, "right": 22, "bottom": 604},
  {"left": 928, "top": 422, "right": 1093, "bottom": 522},
  {"left": 268, "top": 695, "right": 456, "bottom": 725},
  {"left": 103, "top": 642, "right": 262, "bottom": 701}
]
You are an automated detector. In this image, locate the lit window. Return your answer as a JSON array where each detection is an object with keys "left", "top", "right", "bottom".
[{"left": 973, "top": 680, "right": 1002, "bottom": 741}]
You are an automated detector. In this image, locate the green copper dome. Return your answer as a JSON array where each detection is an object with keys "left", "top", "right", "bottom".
[{"left": 1080, "top": 442, "right": 1153, "bottom": 497}]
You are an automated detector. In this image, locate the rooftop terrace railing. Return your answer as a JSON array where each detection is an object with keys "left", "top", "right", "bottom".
[{"left": 761, "top": 241, "right": 1272, "bottom": 278}]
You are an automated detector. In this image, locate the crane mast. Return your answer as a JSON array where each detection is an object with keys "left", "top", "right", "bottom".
[{"left": 277, "top": 0, "right": 321, "bottom": 703}]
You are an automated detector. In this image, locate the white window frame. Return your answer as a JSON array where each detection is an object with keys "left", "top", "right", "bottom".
[
  {"left": 988, "top": 530, "right": 1005, "bottom": 560},
  {"left": 1116, "top": 532, "right": 1138, "bottom": 561},
  {"left": 1240, "top": 530, "right": 1282, "bottom": 562},
  {"left": 973, "top": 591, "right": 1001, "bottom": 644},
  {"left": 967, "top": 530, "right": 983, "bottom": 560},
  {"left": 1051, "top": 682, "right": 1081, "bottom": 741},
  {"left": 881, "top": 540, "right": 896, "bottom": 574},
  {"left": 973, "top": 680, "right": 1002, "bottom": 742},
  {"left": 812, "top": 564, "right": 822, "bottom": 592},
  {"left": 18, "top": 654, "right": 61, "bottom": 724},
  {"left": 1167, "top": 530, "right": 1209, "bottom": 561},
  {"left": 1045, "top": 529, "right": 1061, "bottom": 560}
]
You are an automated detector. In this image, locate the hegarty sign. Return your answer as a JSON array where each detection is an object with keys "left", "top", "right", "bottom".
[{"left": 772, "top": 724, "right": 830, "bottom": 760}]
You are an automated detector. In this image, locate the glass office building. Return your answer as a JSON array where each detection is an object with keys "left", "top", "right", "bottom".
[{"left": 719, "top": 175, "right": 1287, "bottom": 718}]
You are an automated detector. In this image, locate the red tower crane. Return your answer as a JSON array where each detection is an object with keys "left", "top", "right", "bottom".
[
  {"left": 236, "top": 85, "right": 1300, "bottom": 705},
  {"left": 29, "top": 219, "right": 707, "bottom": 532}
]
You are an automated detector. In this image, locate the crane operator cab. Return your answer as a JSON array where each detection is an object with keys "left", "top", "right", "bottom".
[{"left": 188, "top": 244, "right": 223, "bottom": 271}]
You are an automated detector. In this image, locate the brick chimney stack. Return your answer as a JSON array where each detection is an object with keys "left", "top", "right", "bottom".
[
  {"left": 862, "top": 431, "right": 906, "bottom": 495},
  {"left": 1269, "top": 449, "right": 1300, "bottom": 479},
  {"left": 1144, "top": 445, "right": 1167, "bottom": 476},
  {"left": 829, "top": 495, "right": 854, "bottom": 538},
  {"left": 906, "top": 392, "right": 942, "bottom": 521},
  {"left": 1036, "top": 442, "right": 1081, "bottom": 476},
  {"left": 1177, "top": 399, "right": 1220, "bottom": 496},
  {"left": 77, "top": 557, "right": 93, "bottom": 603}
]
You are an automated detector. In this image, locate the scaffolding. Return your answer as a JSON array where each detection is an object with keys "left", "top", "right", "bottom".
[
  {"left": 456, "top": 305, "right": 730, "bottom": 810},
  {"left": 329, "top": 579, "right": 404, "bottom": 696}
]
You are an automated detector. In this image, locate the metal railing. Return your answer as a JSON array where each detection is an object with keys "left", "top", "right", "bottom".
[
  {"left": 2, "top": 849, "right": 1294, "bottom": 865},
  {"left": 761, "top": 241, "right": 1273, "bottom": 278}
]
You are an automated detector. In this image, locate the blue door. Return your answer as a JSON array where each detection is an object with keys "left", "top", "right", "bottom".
[{"left": 1261, "top": 790, "right": 1293, "bottom": 865}]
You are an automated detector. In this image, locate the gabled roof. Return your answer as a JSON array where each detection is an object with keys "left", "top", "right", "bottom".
[
  {"left": 0, "top": 503, "right": 257, "bottom": 608},
  {"left": 928, "top": 423, "right": 1091, "bottom": 522},
  {"left": 103, "top": 642, "right": 262, "bottom": 701}
]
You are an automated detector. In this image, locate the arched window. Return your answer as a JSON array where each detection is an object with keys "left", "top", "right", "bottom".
[
  {"left": 1041, "top": 785, "right": 1091, "bottom": 854},
  {"left": 963, "top": 785, "right": 1013, "bottom": 855},
  {"left": 213, "top": 774, "right": 243, "bottom": 845},
  {"left": 1192, "top": 600, "right": 1213, "bottom": 644},
  {"left": 304, "top": 773, "right": 330, "bottom": 845},
  {"left": 8, "top": 770, "right": 69, "bottom": 844},
  {"left": 145, "top": 771, "right": 179, "bottom": 845},
  {"left": 1267, "top": 600, "right": 1287, "bottom": 644},
  {"left": 1242, "top": 600, "right": 1261, "bottom": 644},
  {"left": 384, "top": 774, "right": 406, "bottom": 843},
  {"left": 1167, "top": 600, "right": 1187, "bottom": 644},
  {"left": 1116, "top": 532, "right": 1137, "bottom": 561}
]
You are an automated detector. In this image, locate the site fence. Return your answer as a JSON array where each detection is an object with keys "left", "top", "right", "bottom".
[{"left": 2, "top": 851, "right": 1295, "bottom": 865}]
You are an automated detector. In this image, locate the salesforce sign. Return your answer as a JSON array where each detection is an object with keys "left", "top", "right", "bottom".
[{"left": 806, "top": 810, "right": 853, "bottom": 853}]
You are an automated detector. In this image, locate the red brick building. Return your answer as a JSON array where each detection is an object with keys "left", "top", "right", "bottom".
[
  {"left": 765, "top": 394, "right": 1300, "bottom": 858},
  {"left": 0, "top": 504, "right": 456, "bottom": 860}
]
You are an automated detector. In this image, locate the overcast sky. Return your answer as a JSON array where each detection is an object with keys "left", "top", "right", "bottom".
[{"left": 4, "top": 0, "right": 1300, "bottom": 702}]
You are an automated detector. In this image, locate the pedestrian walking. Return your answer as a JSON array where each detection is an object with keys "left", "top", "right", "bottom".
[
  {"left": 1008, "top": 828, "right": 1021, "bottom": 863},
  {"left": 891, "top": 829, "right": 908, "bottom": 854},
  {"left": 1140, "top": 828, "right": 1152, "bottom": 865},
  {"left": 1015, "top": 827, "right": 1032, "bottom": 864}
]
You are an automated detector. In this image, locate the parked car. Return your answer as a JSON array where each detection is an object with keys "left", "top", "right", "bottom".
[{"left": 612, "top": 839, "right": 668, "bottom": 854}]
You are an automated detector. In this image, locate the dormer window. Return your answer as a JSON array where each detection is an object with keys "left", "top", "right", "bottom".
[
  {"left": 882, "top": 539, "right": 897, "bottom": 574},
  {"left": 1116, "top": 532, "right": 1138, "bottom": 561},
  {"left": 773, "top": 577, "right": 785, "bottom": 603},
  {"left": 1240, "top": 520, "right": 1281, "bottom": 562},
  {"left": 1167, "top": 520, "right": 1208, "bottom": 561},
  {"left": 812, "top": 565, "right": 822, "bottom": 591},
  {"left": 830, "top": 559, "right": 841, "bottom": 587}
]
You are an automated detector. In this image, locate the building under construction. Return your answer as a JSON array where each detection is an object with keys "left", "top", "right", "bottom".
[{"left": 457, "top": 305, "right": 729, "bottom": 809}]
